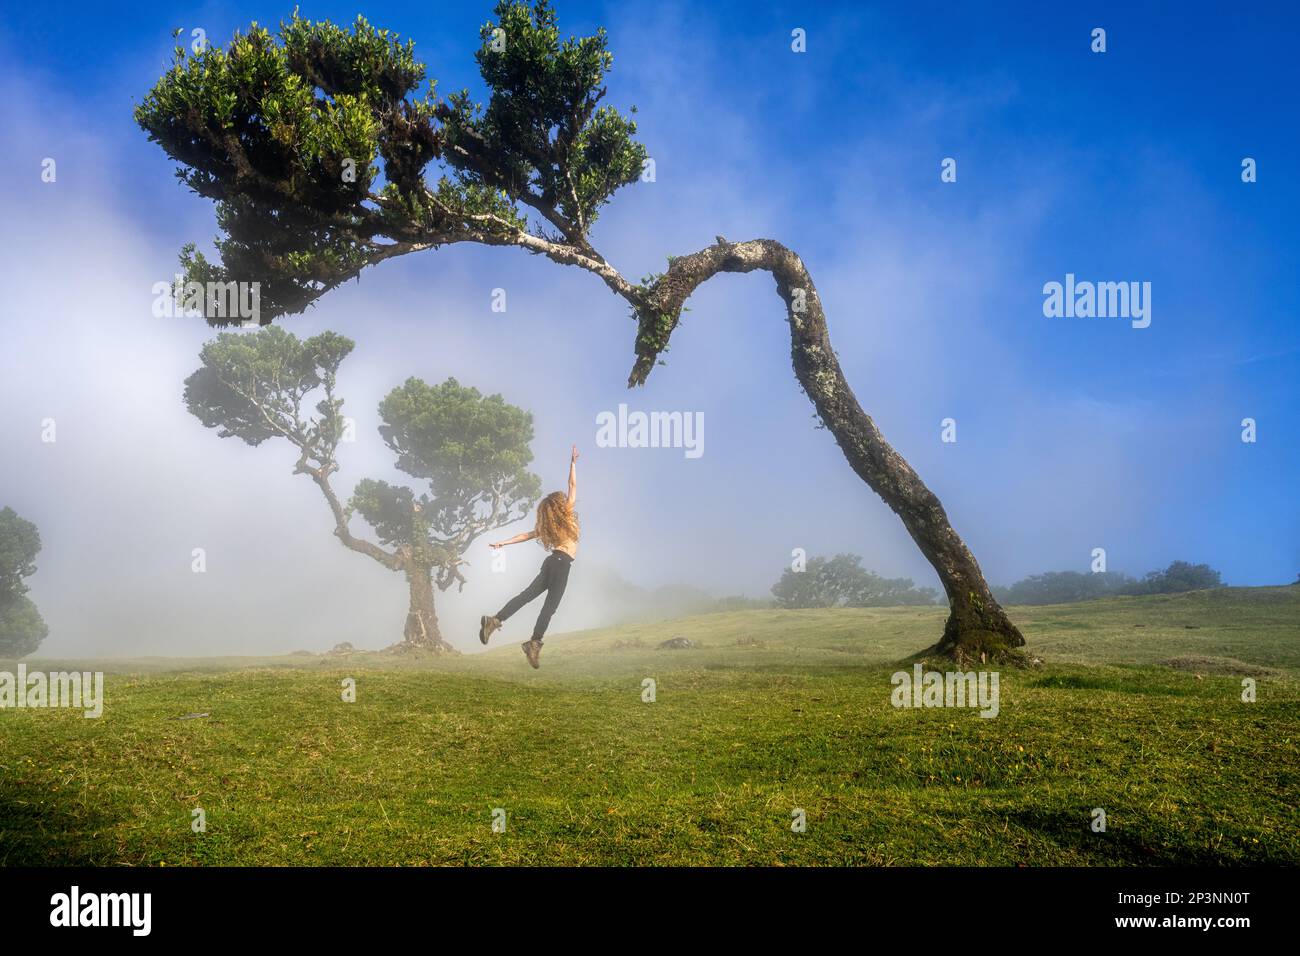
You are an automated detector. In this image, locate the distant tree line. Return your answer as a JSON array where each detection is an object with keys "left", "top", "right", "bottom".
[
  {"left": 765, "top": 555, "right": 1232, "bottom": 611},
  {"left": 992, "top": 561, "right": 1225, "bottom": 606}
]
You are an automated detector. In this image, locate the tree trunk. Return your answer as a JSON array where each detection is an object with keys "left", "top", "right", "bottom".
[
  {"left": 302, "top": 468, "right": 459, "bottom": 654},
  {"left": 630, "top": 238, "right": 1029, "bottom": 665},
  {"left": 402, "top": 564, "right": 456, "bottom": 653}
]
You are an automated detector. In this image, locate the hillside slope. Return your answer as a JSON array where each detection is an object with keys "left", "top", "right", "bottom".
[{"left": 1, "top": 587, "right": 1296, "bottom": 865}]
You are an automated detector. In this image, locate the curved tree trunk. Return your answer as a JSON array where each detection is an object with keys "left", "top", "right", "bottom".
[
  {"left": 403, "top": 564, "right": 455, "bottom": 653},
  {"left": 301, "top": 466, "right": 458, "bottom": 654},
  {"left": 630, "top": 238, "right": 1028, "bottom": 665}
]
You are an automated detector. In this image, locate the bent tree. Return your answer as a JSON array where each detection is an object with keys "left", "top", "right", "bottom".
[
  {"left": 185, "top": 327, "right": 540, "bottom": 652},
  {"left": 138, "top": 0, "right": 1027, "bottom": 663}
]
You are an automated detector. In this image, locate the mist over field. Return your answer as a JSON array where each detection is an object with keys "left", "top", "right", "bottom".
[{"left": 1, "top": 2, "right": 1296, "bottom": 658}]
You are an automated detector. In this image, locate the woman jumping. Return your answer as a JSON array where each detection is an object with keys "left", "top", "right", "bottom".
[{"left": 478, "top": 445, "right": 580, "bottom": 668}]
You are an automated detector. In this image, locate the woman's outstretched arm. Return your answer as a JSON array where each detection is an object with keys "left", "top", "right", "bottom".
[
  {"left": 490, "top": 531, "right": 538, "bottom": 549},
  {"left": 568, "top": 445, "right": 579, "bottom": 508}
]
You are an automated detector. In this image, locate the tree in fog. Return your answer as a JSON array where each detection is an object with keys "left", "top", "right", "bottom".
[
  {"left": 138, "top": 0, "right": 1026, "bottom": 662},
  {"left": 771, "top": 554, "right": 939, "bottom": 609},
  {"left": 0, "top": 507, "right": 48, "bottom": 657},
  {"left": 185, "top": 327, "right": 539, "bottom": 652}
]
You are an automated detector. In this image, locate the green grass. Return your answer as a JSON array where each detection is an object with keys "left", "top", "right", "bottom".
[{"left": 1, "top": 586, "right": 1297, "bottom": 865}]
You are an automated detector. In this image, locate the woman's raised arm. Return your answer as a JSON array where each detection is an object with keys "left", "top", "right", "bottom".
[{"left": 567, "top": 445, "right": 579, "bottom": 508}]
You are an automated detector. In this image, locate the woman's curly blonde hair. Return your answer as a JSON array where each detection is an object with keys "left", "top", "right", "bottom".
[{"left": 535, "top": 491, "right": 579, "bottom": 551}]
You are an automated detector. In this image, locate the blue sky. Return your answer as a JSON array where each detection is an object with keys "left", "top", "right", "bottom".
[{"left": 1, "top": 1, "right": 1297, "bottom": 654}]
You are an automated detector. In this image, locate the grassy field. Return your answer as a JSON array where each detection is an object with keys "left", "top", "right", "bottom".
[{"left": 1, "top": 586, "right": 1297, "bottom": 866}]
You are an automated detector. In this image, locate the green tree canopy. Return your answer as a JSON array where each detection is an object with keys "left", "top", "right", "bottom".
[
  {"left": 186, "top": 325, "right": 353, "bottom": 453},
  {"left": 0, "top": 507, "right": 48, "bottom": 657},
  {"left": 377, "top": 377, "right": 540, "bottom": 534},
  {"left": 0, "top": 596, "right": 48, "bottom": 659},
  {"left": 136, "top": 0, "right": 644, "bottom": 324},
  {"left": 0, "top": 506, "right": 42, "bottom": 600}
]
